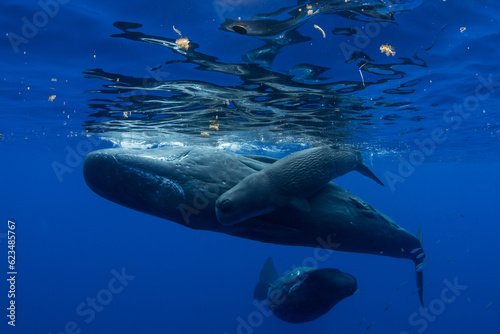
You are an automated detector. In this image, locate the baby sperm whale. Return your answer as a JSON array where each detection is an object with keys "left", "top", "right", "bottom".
[{"left": 215, "top": 145, "right": 384, "bottom": 226}]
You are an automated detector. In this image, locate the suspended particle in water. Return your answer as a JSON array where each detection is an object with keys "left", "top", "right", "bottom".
[
  {"left": 173, "top": 26, "right": 190, "bottom": 50},
  {"left": 380, "top": 43, "right": 396, "bottom": 56},
  {"left": 209, "top": 120, "right": 219, "bottom": 131},
  {"left": 314, "top": 24, "right": 326, "bottom": 38}
]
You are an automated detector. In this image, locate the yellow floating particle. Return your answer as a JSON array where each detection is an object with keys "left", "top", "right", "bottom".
[
  {"left": 51, "top": 78, "right": 57, "bottom": 82},
  {"left": 201, "top": 131, "right": 210, "bottom": 137},
  {"left": 176, "top": 37, "right": 190, "bottom": 51},
  {"left": 173, "top": 26, "right": 182, "bottom": 36},
  {"left": 460, "top": 27, "right": 466, "bottom": 33},
  {"left": 380, "top": 43, "right": 396, "bottom": 56},
  {"left": 48, "top": 95, "right": 56, "bottom": 102},
  {"left": 173, "top": 26, "right": 190, "bottom": 50},
  {"left": 314, "top": 24, "right": 326, "bottom": 38},
  {"left": 209, "top": 120, "right": 219, "bottom": 131},
  {"left": 306, "top": 4, "right": 313, "bottom": 15}
]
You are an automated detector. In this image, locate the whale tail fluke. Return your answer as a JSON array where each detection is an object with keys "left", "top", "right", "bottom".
[
  {"left": 254, "top": 257, "right": 279, "bottom": 300},
  {"left": 416, "top": 263, "right": 424, "bottom": 306},
  {"left": 415, "top": 224, "right": 425, "bottom": 306},
  {"left": 356, "top": 163, "right": 385, "bottom": 186}
]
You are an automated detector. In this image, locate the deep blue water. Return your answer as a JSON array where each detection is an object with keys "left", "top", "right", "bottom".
[{"left": 1, "top": 0, "right": 500, "bottom": 333}]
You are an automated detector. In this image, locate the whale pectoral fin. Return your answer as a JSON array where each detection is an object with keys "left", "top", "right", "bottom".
[
  {"left": 356, "top": 163, "right": 385, "bottom": 186},
  {"left": 288, "top": 196, "right": 311, "bottom": 212}
]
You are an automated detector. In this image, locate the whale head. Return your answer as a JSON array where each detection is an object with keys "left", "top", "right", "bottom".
[{"left": 215, "top": 174, "right": 274, "bottom": 226}]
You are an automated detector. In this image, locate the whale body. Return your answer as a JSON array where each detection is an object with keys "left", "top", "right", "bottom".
[{"left": 83, "top": 146, "right": 425, "bottom": 305}]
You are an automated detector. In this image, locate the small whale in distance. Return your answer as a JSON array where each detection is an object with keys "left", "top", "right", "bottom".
[{"left": 254, "top": 257, "right": 358, "bottom": 323}]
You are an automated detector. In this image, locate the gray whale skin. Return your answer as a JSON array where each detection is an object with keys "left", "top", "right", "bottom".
[{"left": 83, "top": 146, "right": 424, "bottom": 305}]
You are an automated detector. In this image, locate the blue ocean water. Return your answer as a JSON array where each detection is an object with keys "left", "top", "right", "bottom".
[{"left": 1, "top": 0, "right": 500, "bottom": 333}]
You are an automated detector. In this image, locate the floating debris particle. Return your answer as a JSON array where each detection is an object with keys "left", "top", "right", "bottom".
[
  {"left": 176, "top": 37, "right": 190, "bottom": 51},
  {"left": 467, "top": 297, "right": 471, "bottom": 304},
  {"left": 200, "top": 131, "right": 210, "bottom": 137},
  {"left": 358, "top": 62, "right": 367, "bottom": 86},
  {"left": 0, "top": 133, "right": 3, "bottom": 140},
  {"left": 359, "top": 317, "right": 365, "bottom": 326},
  {"left": 366, "top": 321, "right": 374, "bottom": 330},
  {"left": 48, "top": 95, "right": 56, "bottom": 102},
  {"left": 173, "top": 26, "right": 190, "bottom": 50},
  {"left": 487, "top": 302, "right": 494, "bottom": 309},
  {"left": 209, "top": 120, "right": 219, "bottom": 131},
  {"left": 460, "top": 27, "right": 466, "bottom": 33},
  {"left": 173, "top": 25, "right": 182, "bottom": 36},
  {"left": 384, "top": 303, "right": 392, "bottom": 312},
  {"left": 51, "top": 78, "right": 57, "bottom": 82},
  {"left": 380, "top": 43, "right": 396, "bottom": 56},
  {"left": 314, "top": 24, "right": 326, "bottom": 38},
  {"left": 436, "top": 239, "right": 441, "bottom": 244},
  {"left": 307, "top": 4, "right": 313, "bottom": 15}
]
